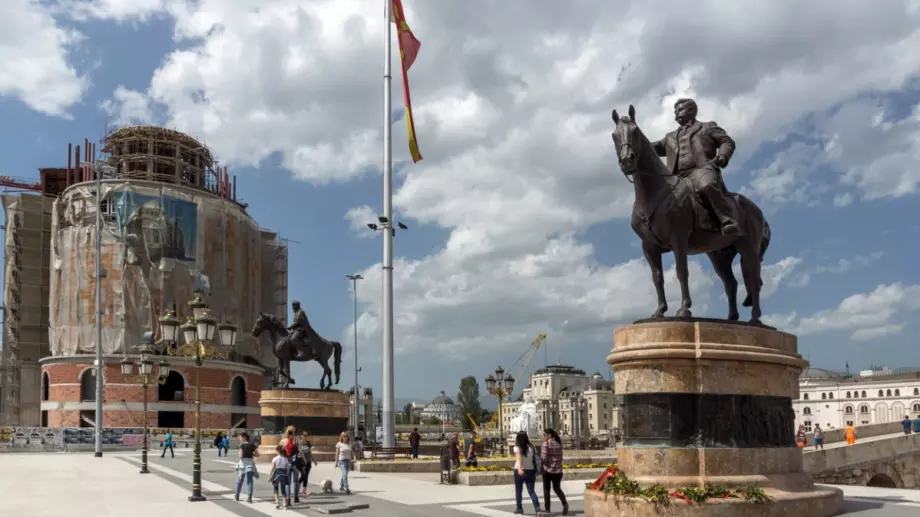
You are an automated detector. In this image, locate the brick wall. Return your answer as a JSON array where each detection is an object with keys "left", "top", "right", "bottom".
[{"left": 41, "top": 361, "right": 264, "bottom": 429}]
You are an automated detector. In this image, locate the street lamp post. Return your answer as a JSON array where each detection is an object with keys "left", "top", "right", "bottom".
[
  {"left": 120, "top": 331, "right": 171, "bottom": 474},
  {"left": 485, "top": 367, "right": 515, "bottom": 456},
  {"left": 159, "top": 291, "right": 238, "bottom": 503},
  {"left": 346, "top": 273, "right": 363, "bottom": 437}
]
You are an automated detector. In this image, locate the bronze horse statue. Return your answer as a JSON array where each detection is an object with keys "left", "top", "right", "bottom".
[
  {"left": 611, "top": 105, "right": 770, "bottom": 323},
  {"left": 251, "top": 312, "right": 343, "bottom": 390}
]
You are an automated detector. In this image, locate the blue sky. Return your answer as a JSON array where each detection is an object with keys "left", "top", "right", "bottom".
[{"left": 2, "top": 1, "right": 919, "bottom": 404}]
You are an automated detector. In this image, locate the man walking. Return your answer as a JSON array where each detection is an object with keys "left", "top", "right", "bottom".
[{"left": 409, "top": 428, "right": 421, "bottom": 459}]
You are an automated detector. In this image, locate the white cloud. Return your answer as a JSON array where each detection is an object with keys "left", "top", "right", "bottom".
[
  {"left": 75, "top": 1, "right": 920, "bottom": 362},
  {"left": 733, "top": 256, "right": 803, "bottom": 304},
  {"left": 775, "top": 283, "right": 920, "bottom": 340},
  {"left": 814, "top": 251, "right": 884, "bottom": 275},
  {"left": 100, "top": 86, "right": 153, "bottom": 125},
  {"left": 344, "top": 205, "right": 378, "bottom": 238},
  {"left": 0, "top": 0, "right": 86, "bottom": 116}
]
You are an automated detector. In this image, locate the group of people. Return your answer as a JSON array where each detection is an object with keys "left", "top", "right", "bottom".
[
  {"left": 796, "top": 424, "right": 825, "bottom": 450},
  {"left": 512, "top": 429, "right": 569, "bottom": 516},
  {"left": 234, "top": 426, "right": 328, "bottom": 509}
]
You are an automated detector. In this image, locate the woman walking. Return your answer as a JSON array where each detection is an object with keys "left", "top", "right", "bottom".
[
  {"left": 279, "top": 426, "right": 302, "bottom": 504},
  {"left": 335, "top": 432, "right": 354, "bottom": 494},
  {"left": 269, "top": 444, "right": 292, "bottom": 509},
  {"left": 512, "top": 432, "right": 541, "bottom": 515},
  {"left": 298, "top": 431, "right": 318, "bottom": 496},
  {"left": 541, "top": 429, "right": 568, "bottom": 515},
  {"left": 235, "top": 432, "right": 260, "bottom": 503}
]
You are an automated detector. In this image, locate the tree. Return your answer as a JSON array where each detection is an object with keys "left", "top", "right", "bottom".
[
  {"left": 457, "top": 376, "right": 483, "bottom": 432},
  {"left": 403, "top": 402, "right": 413, "bottom": 424}
]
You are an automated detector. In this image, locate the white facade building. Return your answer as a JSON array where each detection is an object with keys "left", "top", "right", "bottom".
[
  {"left": 419, "top": 391, "right": 461, "bottom": 422},
  {"left": 795, "top": 366, "right": 920, "bottom": 432}
]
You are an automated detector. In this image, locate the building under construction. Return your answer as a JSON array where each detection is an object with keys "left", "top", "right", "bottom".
[{"left": 0, "top": 127, "right": 288, "bottom": 428}]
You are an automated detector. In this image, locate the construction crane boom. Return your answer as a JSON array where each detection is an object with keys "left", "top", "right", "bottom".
[{"left": 508, "top": 333, "right": 547, "bottom": 399}]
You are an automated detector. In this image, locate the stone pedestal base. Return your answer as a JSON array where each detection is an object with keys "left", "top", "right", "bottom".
[
  {"left": 257, "top": 388, "right": 349, "bottom": 462},
  {"left": 587, "top": 318, "right": 843, "bottom": 517},
  {"left": 585, "top": 486, "right": 843, "bottom": 517}
]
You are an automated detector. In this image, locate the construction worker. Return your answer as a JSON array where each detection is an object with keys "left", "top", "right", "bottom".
[{"left": 845, "top": 424, "right": 857, "bottom": 445}]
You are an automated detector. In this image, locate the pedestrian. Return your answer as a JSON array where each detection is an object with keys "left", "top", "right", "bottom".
[
  {"left": 353, "top": 435, "right": 364, "bottom": 460},
  {"left": 541, "top": 428, "right": 569, "bottom": 515},
  {"left": 298, "top": 431, "right": 318, "bottom": 496},
  {"left": 902, "top": 415, "right": 912, "bottom": 435},
  {"left": 214, "top": 432, "right": 224, "bottom": 456},
  {"left": 161, "top": 429, "right": 174, "bottom": 458},
  {"left": 220, "top": 434, "right": 231, "bottom": 456},
  {"left": 813, "top": 425, "right": 824, "bottom": 451},
  {"left": 464, "top": 431, "right": 479, "bottom": 467},
  {"left": 448, "top": 433, "right": 460, "bottom": 467},
  {"left": 269, "top": 444, "right": 291, "bottom": 509},
  {"left": 409, "top": 427, "right": 421, "bottom": 459},
  {"left": 845, "top": 423, "right": 857, "bottom": 445},
  {"left": 795, "top": 425, "right": 806, "bottom": 448},
  {"left": 513, "top": 431, "right": 541, "bottom": 515},
  {"left": 335, "top": 432, "right": 353, "bottom": 494},
  {"left": 235, "top": 432, "right": 260, "bottom": 503},
  {"left": 279, "top": 426, "right": 302, "bottom": 504},
  {"left": 913, "top": 415, "right": 920, "bottom": 434}
]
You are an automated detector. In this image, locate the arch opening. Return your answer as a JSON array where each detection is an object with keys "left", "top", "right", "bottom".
[
  {"left": 79, "top": 369, "right": 95, "bottom": 401},
  {"left": 866, "top": 473, "right": 897, "bottom": 488},
  {"left": 42, "top": 372, "right": 50, "bottom": 402},
  {"left": 231, "top": 376, "right": 246, "bottom": 406}
]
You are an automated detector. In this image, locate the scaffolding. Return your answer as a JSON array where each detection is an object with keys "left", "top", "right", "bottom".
[{"left": 0, "top": 193, "right": 53, "bottom": 426}]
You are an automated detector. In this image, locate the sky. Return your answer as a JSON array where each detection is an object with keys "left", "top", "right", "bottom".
[{"left": 1, "top": 0, "right": 919, "bottom": 405}]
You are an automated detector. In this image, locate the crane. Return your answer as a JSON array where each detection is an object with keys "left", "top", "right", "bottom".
[{"left": 507, "top": 333, "right": 547, "bottom": 400}]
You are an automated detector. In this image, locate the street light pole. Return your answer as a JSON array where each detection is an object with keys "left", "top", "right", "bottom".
[
  {"left": 485, "top": 367, "right": 515, "bottom": 456},
  {"left": 93, "top": 159, "right": 104, "bottom": 458},
  {"left": 160, "top": 291, "right": 237, "bottom": 503},
  {"left": 120, "top": 332, "right": 170, "bottom": 475},
  {"left": 346, "top": 274, "right": 364, "bottom": 436}
]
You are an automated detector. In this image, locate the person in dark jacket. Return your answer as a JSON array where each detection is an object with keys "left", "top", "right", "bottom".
[{"left": 409, "top": 428, "right": 421, "bottom": 459}]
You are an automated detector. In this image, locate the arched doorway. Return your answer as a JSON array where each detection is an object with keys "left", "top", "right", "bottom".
[
  {"left": 157, "top": 371, "right": 185, "bottom": 428},
  {"left": 867, "top": 473, "right": 897, "bottom": 488},
  {"left": 230, "top": 376, "right": 247, "bottom": 429},
  {"left": 41, "top": 372, "right": 50, "bottom": 427},
  {"left": 78, "top": 369, "right": 96, "bottom": 428}
]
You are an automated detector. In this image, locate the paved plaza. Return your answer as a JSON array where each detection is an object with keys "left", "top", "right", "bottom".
[{"left": 2, "top": 452, "right": 920, "bottom": 516}]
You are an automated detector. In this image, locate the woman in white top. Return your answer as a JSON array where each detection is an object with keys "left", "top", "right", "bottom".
[
  {"left": 513, "top": 432, "right": 541, "bottom": 514},
  {"left": 334, "top": 432, "right": 354, "bottom": 494}
]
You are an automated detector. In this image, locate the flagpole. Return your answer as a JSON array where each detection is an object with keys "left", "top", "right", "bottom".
[{"left": 381, "top": 0, "right": 396, "bottom": 450}]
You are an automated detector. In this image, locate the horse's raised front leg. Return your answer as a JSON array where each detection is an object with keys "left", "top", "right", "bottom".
[
  {"left": 673, "top": 246, "right": 692, "bottom": 318},
  {"left": 642, "top": 242, "right": 668, "bottom": 318},
  {"left": 707, "top": 248, "right": 739, "bottom": 321}
]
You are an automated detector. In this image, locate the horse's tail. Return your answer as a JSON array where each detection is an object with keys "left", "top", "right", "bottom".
[{"left": 332, "top": 341, "right": 342, "bottom": 384}]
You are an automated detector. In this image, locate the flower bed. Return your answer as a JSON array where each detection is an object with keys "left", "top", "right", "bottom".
[
  {"left": 356, "top": 455, "right": 616, "bottom": 473},
  {"left": 458, "top": 467, "right": 610, "bottom": 486},
  {"left": 457, "top": 463, "right": 611, "bottom": 473},
  {"left": 585, "top": 466, "right": 773, "bottom": 507}
]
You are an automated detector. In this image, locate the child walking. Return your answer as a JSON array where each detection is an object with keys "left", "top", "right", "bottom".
[{"left": 269, "top": 445, "right": 292, "bottom": 509}]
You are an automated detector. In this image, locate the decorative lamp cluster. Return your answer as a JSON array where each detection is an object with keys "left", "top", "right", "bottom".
[{"left": 120, "top": 332, "right": 171, "bottom": 378}]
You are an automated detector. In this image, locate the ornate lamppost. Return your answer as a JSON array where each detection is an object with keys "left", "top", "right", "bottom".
[
  {"left": 159, "top": 291, "right": 238, "bottom": 503},
  {"left": 485, "top": 366, "right": 515, "bottom": 455},
  {"left": 120, "top": 331, "right": 170, "bottom": 474}
]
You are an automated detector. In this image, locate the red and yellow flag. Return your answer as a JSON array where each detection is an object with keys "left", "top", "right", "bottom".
[{"left": 391, "top": 0, "right": 422, "bottom": 163}]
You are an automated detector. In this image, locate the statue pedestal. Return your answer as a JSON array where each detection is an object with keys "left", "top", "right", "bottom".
[
  {"left": 257, "top": 388, "right": 349, "bottom": 462},
  {"left": 585, "top": 319, "right": 842, "bottom": 517}
]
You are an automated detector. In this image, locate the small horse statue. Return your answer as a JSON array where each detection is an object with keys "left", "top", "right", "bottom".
[
  {"left": 611, "top": 105, "right": 771, "bottom": 323},
  {"left": 251, "top": 312, "right": 343, "bottom": 390}
]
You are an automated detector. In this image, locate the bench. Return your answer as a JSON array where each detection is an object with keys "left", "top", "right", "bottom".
[{"left": 371, "top": 446, "right": 413, "bottom": 459}]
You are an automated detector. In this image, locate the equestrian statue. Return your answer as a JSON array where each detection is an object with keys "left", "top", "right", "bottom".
[
  {"left": 251, "top": 300, "right": 343, "bottom": 390},
  {"left": 610, "top": 99, "right": 771, "bottom": 323}
]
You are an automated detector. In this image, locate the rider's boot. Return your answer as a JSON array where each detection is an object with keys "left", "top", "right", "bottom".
[{"left": 701, "top": 185, "right": 741, "bottom": 236}]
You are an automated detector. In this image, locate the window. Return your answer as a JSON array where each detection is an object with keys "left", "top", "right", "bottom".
[
  {"left": 915, "top": 388, "right": 919, "bottom": 396},
  {"left": 913, "top": 403, "right": 920, "bottom": 412},
  {"left": 879, "top": 390, "right": 884, "bottom": 397},
  {"left": 862, "top": 391, "right": 867, "bottom": 397},
  {"left": 821, "top": 393, "right": 827, "bottom": 400},
  {"left": 846, "top": 391, "right": 852, "bottom": 398},
  {"left": 804, "top": 393, "right": 809, "bottom": 400},
  {"left": 829, "top": 393, "right": 834, "bottom": 399},
  {"left": 860, "top": 405, "right": 870, "bottom": 414},
  {"left": 895, "top": 389, "right": 900, "bottom": 396},
  {"left": 887, "top": 390, "right": 892, "bottom": 397},
  {"left": 854, "top": 391, "right": 859, "bottom": 398},
  {"left": 803, "top": 421, "right": 813, "bottom": 432},
  {"left": 803, "top": 407, "right": 812, "bottom": 415},
  {"left": 844, "top": 406, "right": 854, "bottom": 414},
  {"left": 846, "top": 421, "right": 853, "bottom": 426}
]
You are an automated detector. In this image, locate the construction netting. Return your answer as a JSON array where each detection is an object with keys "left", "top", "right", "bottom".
[{"left": 48, "top": 181, "right": 281, "bottom": 364}]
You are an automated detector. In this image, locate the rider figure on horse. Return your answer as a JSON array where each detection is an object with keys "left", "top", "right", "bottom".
[
  {"left": 288, "top": 301, "right": 314, "bottom": 361},
  {"left": 651, "top": 98, "right": 741, "bottom": 237}
]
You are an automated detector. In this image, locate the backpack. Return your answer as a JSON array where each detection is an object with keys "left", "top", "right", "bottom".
[{"left": 531, "top": 444, "right": 542, "bottom": 473}]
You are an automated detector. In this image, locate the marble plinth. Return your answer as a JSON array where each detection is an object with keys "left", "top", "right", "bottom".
[
  {"left": 584, "top": 318, "right": 842, "bottom": 517},
  {"left": 257, "top": 388, "right": 349, "bottom": 462}
]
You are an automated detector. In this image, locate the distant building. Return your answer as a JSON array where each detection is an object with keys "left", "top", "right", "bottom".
[
  {"left": 501, "top": 364, "right": 619, "bottom": 437},
  {"left": 795, "top": 366, "right": 920, "bottom": 432},
  {"left": 419, "top": 391, "right": 461, "bottom": 422}
]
